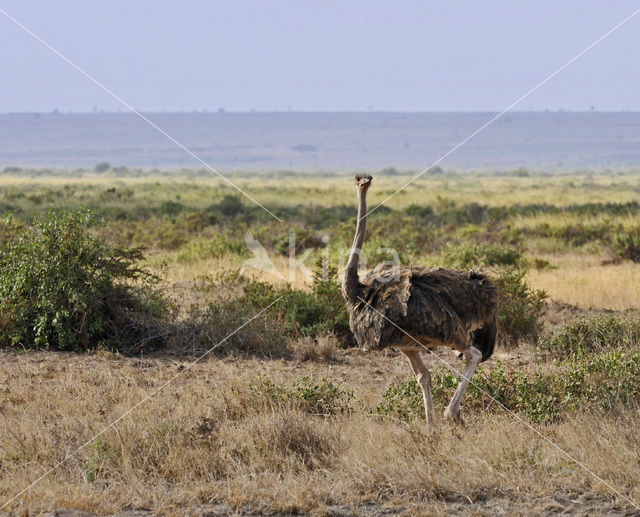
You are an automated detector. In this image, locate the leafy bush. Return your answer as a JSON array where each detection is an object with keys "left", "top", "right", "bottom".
[
  {"left": 238, "top": 266, "right": 351, "bottom": 343},
  {"left": 377, "top": 368, "right": 557, "bottom": 424},
  {"left": 157, "top": 200, "right": 187, "bottom": 217},
  {"left": 529, "top": 222, "right": 612, "bottom": 248},
  {"left": 512, "top": 372, "right": 560, "bottom": 423},
  {"left": 494, "top": 267, "right": 547, "bottom": 346},
  {"left": 176, "top": 235, "right": 246, "bottom": 263},
  {"left": 563, "top": 350, "right": 640, "bottom": 410},
  {"left": 0, "top": 210, "right": 164, "bottom": 351},
  {"left": 442, "top": 242, "right": 524, "bottom": 269},
  {"left": 275, "top": 227, "right": 325, "bottom": 256},
  {"left": 204, "top": 195, "right": 265, "bottom": 224},
  {"left": 376, "top": 376, "right": 426, "bottom": 422},
  {"left": 612, "top": 228, "right": 640, "bottom": 263},
  {"left": 94, "top": 162, "right": 111, "bottom": 173},
  {"left": 539, "top": 314, "right": 640, "bottom": 359},
  {"left": 376, "top": 343, "right": 640, "bottom": 424}
]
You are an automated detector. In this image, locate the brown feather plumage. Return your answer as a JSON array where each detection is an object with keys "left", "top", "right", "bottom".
[{"left": 347, "top": 265, "right": 497, "bottom": 361}]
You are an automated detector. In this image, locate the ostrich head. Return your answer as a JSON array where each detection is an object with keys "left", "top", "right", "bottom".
[{"left": 355, "top": 174, "right": 372, "bottom": 191}]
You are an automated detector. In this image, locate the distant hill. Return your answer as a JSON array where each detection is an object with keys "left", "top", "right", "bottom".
[{"left": 1, "top": 111, "right": 639, "bottom": 171}]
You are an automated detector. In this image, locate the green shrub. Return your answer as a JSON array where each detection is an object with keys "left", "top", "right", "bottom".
[
  {"left": 0, "top": 210, "right": 164, "bottom": 351},
  {"left": 376, "top": 367, "right": 560, "bottom": 424},
  {"left": 204, "top": 195, "right": 264, "bottom": 224},
  {"left": 176, "top": 235, "right": 246, "bottom": 263},
  {"left": 540, "top": 314, "right": 640, "bottom": 359},
  {"left": 249, "top": 375, "right": 354, "bottom": 415},
  {"left": 495, "top": 267, "right": 547, "bottom": 346},
  {"left": 157, "top": 200, "right": 187, "bottom": 217},
  {"left": 376, "top": 344, "right": 640, "bottom": 424},
  {"left": 237, "top": 266, "right": 351, "bottom": 343},
  {"left": 275, "top": 227, "right": 325, "bottom": 256},
  {"left": 376, "top": 376, "right": 425, "bottom": 422},
  {"left": 442, "top": 242, "right": 524, "bottom": 269},
  {"left": 612, "top": 228, "right": 640, "bottom": 262},
  {"left": 513, "top": 372, "right": 560, "bottom": 423},
  {"left": 529, "top": 222, "right": 612, "bottom": 248},
  {"left": 94, "top": 162, "right": 111, "bottom": 173},
  {"left": 566, "top": 350, "right": 640, "bottom": 410}
]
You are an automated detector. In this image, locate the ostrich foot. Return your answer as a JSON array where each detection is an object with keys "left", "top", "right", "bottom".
[
  {"left": 424, "top": 421, "right": 436, "bottom": 436},
  {"left": 443, "top": 408, "right": 465, "bottom": 426}
]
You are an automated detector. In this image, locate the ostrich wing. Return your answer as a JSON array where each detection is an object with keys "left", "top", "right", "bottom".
[
  {"left": 349, "top": 266, "right": 411, "bottom": 351},
  {"left": 405, "top": 268, "right": 497, "bottom": 351},
  {"left": 350, "top": 267, "right": 497, "bottom": 353}
]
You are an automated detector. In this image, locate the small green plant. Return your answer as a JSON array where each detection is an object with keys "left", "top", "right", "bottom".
[
  {"left": 249, "top": 375, "right": 354, "bottom": 415},
  {"left": 0, "top": 210, "right": 164, "bottom": 351},
  {"left": 376, "top": 377, "right": 424, "bottom": 421},
  {"left": 513, "top": 372, "right": 559, "bottom": 423},
  {"left": 83, "top": 437, "right": 118, "bottom": 483}
]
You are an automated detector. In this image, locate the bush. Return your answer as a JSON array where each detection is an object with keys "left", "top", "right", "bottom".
[
  {"left": 0, "top": 210, "right": 164, "bottom": 351},
  {"left": 94, "top": 162, "right": 111, "bottom": 173},
  {"left": 494, "top": 267, "right": 547, "bottom": 346},
  {"left": 205, "top": 195, "right": 260, "bottom": 224},
  {"left": 442, "top": 242, "right": 524, "bottom": 269},
  {"left": 612, "top": 228, "right": 640, "bottom": 262},
  {"left": 529, "top": 222, "right": 612, "bottom": 248},
  {"left": 157, "top": 200, "right": 187, "bottom": 217},
  {"left": 275, "top": 227, "right": 325, "bottom": 256},
  {"left": 237, "top": 265, "right": 351, "bottom": 344},
  {"left": 539, "top": 314, "right": 640, "bottom": 359},
  {"left": 376, "top": 344, "right": 640, "bottom": 424},
  {"left": 176, "top": 235, "right": 246, "bottom": 263},
  {"left": 179, "top": 297, "right": 288, "bottom": 357},
  {"left": 563, "top": 350, "right": 640, "bottom": 410},
  {"left": 377, "top": 367, "right": 557, "bottom": 424},
  {"left": 249, "top": 375, "right": 354, "bottom": 415}
]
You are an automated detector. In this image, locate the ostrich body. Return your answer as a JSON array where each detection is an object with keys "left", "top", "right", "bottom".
[{"left": 342, "top": 174, "right": 497, "bottom": 431}]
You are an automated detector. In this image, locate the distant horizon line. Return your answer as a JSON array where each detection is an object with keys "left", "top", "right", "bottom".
[{"left": 2, "top": 109, "right": 640, "bottom": 115}]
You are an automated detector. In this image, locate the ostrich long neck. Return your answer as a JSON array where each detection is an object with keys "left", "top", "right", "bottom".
[{"left": 343, "top": 186, "right": 367, "bottom": 304}]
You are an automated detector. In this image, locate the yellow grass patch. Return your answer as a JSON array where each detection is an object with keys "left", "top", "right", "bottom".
[
  {"left": 0, "top": 350, "right": 637, "bottom": 515},
  {"left": 529, "top": 255, "right": 640, "bottom": 310}
]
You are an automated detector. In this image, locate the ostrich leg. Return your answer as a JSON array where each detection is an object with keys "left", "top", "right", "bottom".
[
  {"left": 444, "top": 346, "right": 483, "bottom": 424},
  {"left": 402, "top": 350, "right": 435, "bottom": 432}
]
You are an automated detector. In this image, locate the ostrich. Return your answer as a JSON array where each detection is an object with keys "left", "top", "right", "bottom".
[{"left": 342, "top": 174, "right": 497, "bottom": 432}]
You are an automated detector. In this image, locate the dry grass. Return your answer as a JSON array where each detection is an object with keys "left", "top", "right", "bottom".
[
  {"left": 292, "top": 334, "right": 339, "bottom": 363},
  {"left": 529, "top": 254, "right": 640, "bottom": 310},
  {"left": 1, "top": 349, "right": 638, "bottom": 516}
]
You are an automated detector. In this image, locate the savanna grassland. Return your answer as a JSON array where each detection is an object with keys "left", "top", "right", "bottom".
[{"left": 2, "top": 167, "right": 640, "bottom": 516}]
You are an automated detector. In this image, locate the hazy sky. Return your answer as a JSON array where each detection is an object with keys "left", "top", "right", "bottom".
[{"left": 1, "top": 1, "right": 639, "bottom": 112}]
